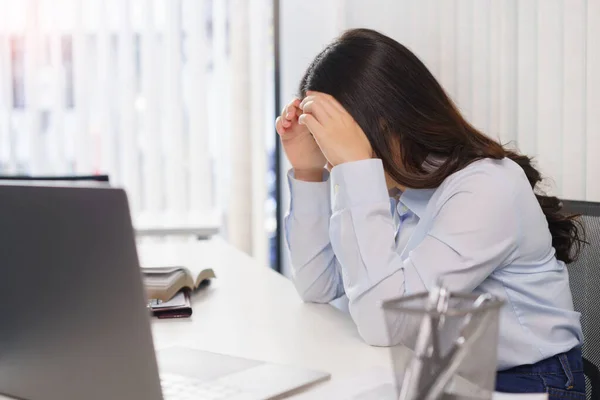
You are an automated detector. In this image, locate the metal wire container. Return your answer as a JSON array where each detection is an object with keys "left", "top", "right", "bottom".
[{"left": 381, "top": 289, "right": 504, "bottom": 400}]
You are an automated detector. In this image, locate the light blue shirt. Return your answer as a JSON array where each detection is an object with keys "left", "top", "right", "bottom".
[{"left": 285, "top": 157, "right": 583, "bottom": 370}]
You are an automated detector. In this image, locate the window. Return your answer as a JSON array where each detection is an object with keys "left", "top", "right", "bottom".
[{"left": 0, "top": 0, "right": 277, "bottom": 267}]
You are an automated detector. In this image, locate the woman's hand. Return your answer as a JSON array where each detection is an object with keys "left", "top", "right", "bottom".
[
  {"left": 276, "top": 97, "right": 328, "bottom": 181},
  {"left": 298, "top": 91, "right": 372, "bottom": 167}
]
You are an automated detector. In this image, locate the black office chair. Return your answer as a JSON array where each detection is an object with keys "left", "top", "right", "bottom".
[
  {"left": 0, "top": 174, "right": 109, "bottom": 183},
  {"left": 562, "top": 200, "right": 600, "bottom": 400}
]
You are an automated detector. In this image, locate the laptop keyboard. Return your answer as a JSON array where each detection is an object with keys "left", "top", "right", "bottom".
[{"left": 160, "top": 373, "right": 244, "bottom": 400}]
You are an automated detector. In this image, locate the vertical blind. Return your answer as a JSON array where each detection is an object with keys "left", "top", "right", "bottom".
[
  {"left": 344, "top": 0, "right": 600, "bottom": 201},
  {"left": 0, "top": 0, "right": 276, "bottom": 265},
  {"left": 0, "top": 0, "right": 215, "bottom": 212}
]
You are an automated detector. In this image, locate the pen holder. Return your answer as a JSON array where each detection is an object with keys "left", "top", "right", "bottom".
[{"left": 381, "top": 291, "right": 504, "bottom": 400}]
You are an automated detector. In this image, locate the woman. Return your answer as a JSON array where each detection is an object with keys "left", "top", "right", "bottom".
[{"left": 275, "top": 29, "right": 585, "bottom": 398}]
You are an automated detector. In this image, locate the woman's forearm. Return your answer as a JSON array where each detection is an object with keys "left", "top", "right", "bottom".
[{"left": 285, "top": 169, "right": 345, "bottom": 303}]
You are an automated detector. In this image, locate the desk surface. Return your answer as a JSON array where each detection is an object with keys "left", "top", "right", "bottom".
[
  {"left": 139, "top": 238, "right": 545, "bottom": 400},
  {"left": 139, "top": 238, "right": 393, "bottom": 384}
]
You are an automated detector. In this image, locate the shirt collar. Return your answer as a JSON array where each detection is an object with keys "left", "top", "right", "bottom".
[{"left": 398, "top": 188, "right": 436, "bottom": 219}]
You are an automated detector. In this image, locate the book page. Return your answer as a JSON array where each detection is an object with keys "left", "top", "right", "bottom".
[
  {"left": 143, "top": 269, "right": 186, "bottom": 288},
  {"left": 139, "top": 242, "right": 216, "bottom": 289},
  {"left": 142, "top": 266, "right": 185, "bottom": 275}
]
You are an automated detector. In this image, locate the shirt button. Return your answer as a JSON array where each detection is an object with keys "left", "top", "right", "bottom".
[{"left": 334, "top": 184, "right": 340, "bottom": 194}]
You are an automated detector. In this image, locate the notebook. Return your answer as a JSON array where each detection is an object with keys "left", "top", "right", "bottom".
[{"left": 148, "top": 290, "right": 193, "bottom": 319}]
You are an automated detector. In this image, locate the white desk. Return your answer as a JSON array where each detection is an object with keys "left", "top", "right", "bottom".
[
  {"left": 139, "top": 238, "right": 547, "bottom": 400},
  {"left": 139, "top": 238, "right": 392, "bottom": 382}
]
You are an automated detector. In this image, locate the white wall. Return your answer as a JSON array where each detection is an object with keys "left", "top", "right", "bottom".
[{"left": 279, "top": 0, "right": 600, "bottom": 275}]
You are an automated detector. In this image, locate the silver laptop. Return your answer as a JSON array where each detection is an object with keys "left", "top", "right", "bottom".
[{"left": 0, "top": 183, "right": 328, "bottom": 400}]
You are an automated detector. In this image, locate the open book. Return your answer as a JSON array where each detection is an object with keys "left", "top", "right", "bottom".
[{"left": 142, "top": 266, "right": 216, "bottom": 302}]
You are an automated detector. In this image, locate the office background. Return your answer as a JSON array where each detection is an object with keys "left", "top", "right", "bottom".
[
  {"left": 0, "top": 0, "right": 599, "bottom": 274},
  {"left": 279, "top": 0, "right": 600, "bottom": 276}
]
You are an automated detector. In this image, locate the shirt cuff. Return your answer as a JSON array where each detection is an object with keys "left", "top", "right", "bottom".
[
  {"left": 331, "top": 159, "right": 389, "bottom": 211},
  {"left": 287, "top": 169, "right": 331, "bottom": 216}
]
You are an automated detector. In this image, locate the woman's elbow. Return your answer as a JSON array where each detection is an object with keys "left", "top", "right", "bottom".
[
  {"left": 292, "top": 273, "right": 342, "bottom": 304},
  {"left": 295, "top": 285, "right": 337, "bottom": 304},
  {"left": 350, "top": 302, "right": 402, "bottom": 347},
  {"left": 356, "top": 324, "right": 395, "bottom": 347}
]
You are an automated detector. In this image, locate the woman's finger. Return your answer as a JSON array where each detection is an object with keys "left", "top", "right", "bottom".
[
  {"left": 301, "top": 100, "right": 331, "bottom": 125},
  {"left": 299, "top": 95, "right": 313, "bottom": 109},
  {"left": 299, "top": 113, "right": 329, "bottom": 156},
  {"left": 306, "top": 91, "right": 345, "bottom": 114},
  {"left": 300, "top": 100, "right": 316, "bottom": 115},
  {"left": 302, "top": 96, "right": 335, "bottom": 123},
  {"left": 300, "top": 95, "right": 326, "bottom": 113},
  {"left": 318, "top": 93, "right": 345, "bottom": 115},
  {"left": 285, "top": 98, "right": 301, "bottom": 120},
  {"left": 281, "top": 101, "right": 292, "bottom": 117},
  {"left": 282, "top": 98, "right": 300, "bottom": 120},
  {"left": 298, "top": 113, "right": 325, "bottom": 139},
  {"left": 302, "top": 94, "right": 337, "bottom": 119},
  {"left": 275, "top": 116, "right": 286, "bottom": 135}
]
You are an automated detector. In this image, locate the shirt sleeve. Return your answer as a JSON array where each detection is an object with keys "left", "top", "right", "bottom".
[
  {"left": 328, "top": 159, "right": 410, "bottom": 345},
  {"left": 285, "top": 169, "right": 345, "bottom": 303},
  {"left": 328, "top": 159, "right": 520, "bottom": 347}
]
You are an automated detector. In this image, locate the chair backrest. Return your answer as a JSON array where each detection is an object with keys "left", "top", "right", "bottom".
[
  {"left": 562, "top": 200, "right": 600, "bottom": 399},
  {"left": 0, "top": 175, "right": 109, "bottom": 183}
]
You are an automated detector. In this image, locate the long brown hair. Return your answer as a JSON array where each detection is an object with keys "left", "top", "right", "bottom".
[{"left": 299, "top": 28, "right": 583, "bottom": 263}]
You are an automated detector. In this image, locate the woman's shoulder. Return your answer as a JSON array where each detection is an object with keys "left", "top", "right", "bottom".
[{"left": 433, "top": 157, "right": 530, "bottom": 206}]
